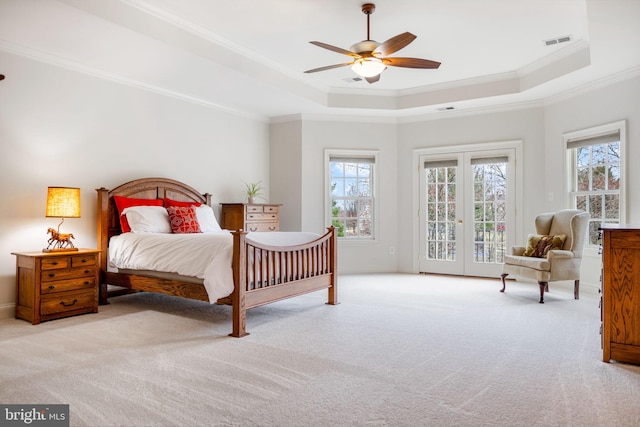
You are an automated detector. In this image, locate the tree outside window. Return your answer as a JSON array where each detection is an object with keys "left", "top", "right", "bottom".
[
  {"left": 329, "top": 156, "right": 374, "bottom": 239},
  {"left": 567, "top": 125, "right": 623, "bottom": 246}
]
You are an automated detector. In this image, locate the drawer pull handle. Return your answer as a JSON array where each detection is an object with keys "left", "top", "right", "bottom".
[
  {"left": 84, "top": 269, "right": 90, "bottom": 274},
  {"left": 48, "top": 285, "right": 55, "bottom": 290},
  {"left": 269, "top": 227, "right": 276, "bottom": 231},
  {"left": 48, "top": 273, "right": 55, "bottom": 278},
  {"left": 84, "top": 281, "right": 90, "bottom": 285},
  {"left": 52, "top": 261, "right": 59, "bottom": 266},
  {"left": 81, "top": 258, "right": 88, "bottom": 263},
  {"left": 249, "top": 227, "right": 258, "bottom": 231},
  {"left": 60, "top": 299, "right": 78, "bottom": 307}
]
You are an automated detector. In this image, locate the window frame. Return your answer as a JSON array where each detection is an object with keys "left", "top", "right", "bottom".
[
  {"left": 325, "top": 149, "right": 379, "bottom": 242},
  {"left": 564, "top": 120, "right": 626, "bottom": 248}
]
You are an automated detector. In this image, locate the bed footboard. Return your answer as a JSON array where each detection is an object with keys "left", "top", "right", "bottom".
[{"left": 229, "top": 226, "right": 338, "bottom": 337}]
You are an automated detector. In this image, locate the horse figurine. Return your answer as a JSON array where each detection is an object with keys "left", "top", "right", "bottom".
[{"left": 46, "top": 227, "right": 76, "bottom": 251}]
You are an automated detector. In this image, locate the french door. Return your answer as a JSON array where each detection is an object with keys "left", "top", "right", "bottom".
[{"left": 418, "top": 147, "right": 517, "bottom": 278}]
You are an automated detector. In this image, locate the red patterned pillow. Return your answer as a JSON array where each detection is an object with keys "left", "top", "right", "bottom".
[
  {"left": 166, "top": 206, "right": 201, "bottom": 234},
  {"left": 113, "top": 196, "right": 163, "bottom": 233}
]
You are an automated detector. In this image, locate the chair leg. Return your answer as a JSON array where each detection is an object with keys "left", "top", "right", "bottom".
[
  {"left": 500, "top": 273, "right": 508, "bottom": 292},
  {"left": 574, "top": 280, "right": 580, "bottom": 300},
  {"left": 538, "top": 282, "right": 547, "bottom": 304}
]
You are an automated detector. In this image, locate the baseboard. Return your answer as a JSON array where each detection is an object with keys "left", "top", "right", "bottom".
[{"left": 0, "top": 303, "right": 15, "bottom": 320}]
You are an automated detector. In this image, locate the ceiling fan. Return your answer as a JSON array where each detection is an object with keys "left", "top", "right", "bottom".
[{"left": 304, "top": 3, "right": 440, "bottom": 84}]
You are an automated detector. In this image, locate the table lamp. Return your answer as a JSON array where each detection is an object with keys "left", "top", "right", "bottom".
[{"left": 44, "top": 186, "right": 80, "bottom": 252}]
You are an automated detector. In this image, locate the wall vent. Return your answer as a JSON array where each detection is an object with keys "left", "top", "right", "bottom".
[{"left": 544, "top": 35, "right": 572, "bottom": 46}]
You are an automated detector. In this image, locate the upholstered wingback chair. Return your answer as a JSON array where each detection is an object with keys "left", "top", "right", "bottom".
[{"left": 500, "top": 209, "right": 589, "bottom": 303}]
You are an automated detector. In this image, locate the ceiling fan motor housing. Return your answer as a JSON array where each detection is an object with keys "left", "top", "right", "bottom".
[{"left": 350, "top": 40, "right": 380, "bottom": 56}]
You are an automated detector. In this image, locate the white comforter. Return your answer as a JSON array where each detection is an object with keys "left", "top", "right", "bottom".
[{"left": 108, "top": 231, "right": 320, "bottom": 302}]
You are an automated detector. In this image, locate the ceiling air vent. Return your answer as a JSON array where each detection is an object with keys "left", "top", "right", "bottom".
[
  {"left": 436, "top": 106, "right": 455, "bottom": 112},
  {"left": 342, "top": 77, "right": 363, "bottom": 83},
  {"left": 544, "top": 35, "right": 572, "bottom": 46}
]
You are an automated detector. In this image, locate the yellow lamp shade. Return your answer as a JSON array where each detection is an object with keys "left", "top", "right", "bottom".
[{"left": 46, "top": 187, "right": 81, "bottom": 218}]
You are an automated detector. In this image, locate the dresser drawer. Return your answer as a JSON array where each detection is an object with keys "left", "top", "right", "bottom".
[
  {"left": 40, "top": 290, "right": 97, "bottom": 316},
  {"left": 41, "top": 266, "right": 95, "bottom": 282},
  {"left": 41, "top": 277, "right": 96, "bottom": 294},
  {"left": 246, "top": 222, "right": 279, "bottom": 232},
  {"left": 246, "top": 212, "right": 279, "bottom": 221}
]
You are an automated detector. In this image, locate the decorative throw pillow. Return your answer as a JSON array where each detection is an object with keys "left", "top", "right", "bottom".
[
  {"left": 166, "top": 206, "right": 201, "bottom": 234},
  {"left": 523, "top": 234, "right": 567, "bottom": 258},
  {"left": 113, "top": 196, "right": 163, "bottom": 233}
]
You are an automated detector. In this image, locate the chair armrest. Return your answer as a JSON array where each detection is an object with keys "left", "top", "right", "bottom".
[
  {"left": 511, "top": 246, "right": 525, "bottom": 256},
  {"left": 547, "top": 249, "right": 575, "bottom": 259}
]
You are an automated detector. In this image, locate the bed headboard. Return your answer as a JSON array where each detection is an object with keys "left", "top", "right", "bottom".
[{"left": 96, "top": 177, "right": 212, "bottom": 278}]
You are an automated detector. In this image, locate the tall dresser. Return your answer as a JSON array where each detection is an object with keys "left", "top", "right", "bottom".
[
  {"left": 600, "top": 225, "right": 640, "bottom": 365},
  {"left": 219, "top": 203, "right": 281, "bottom": 232}
]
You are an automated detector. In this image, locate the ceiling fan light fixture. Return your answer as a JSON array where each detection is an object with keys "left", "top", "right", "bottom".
[{"left": 351, "top": 57, "right": 386, "bottom": 78}]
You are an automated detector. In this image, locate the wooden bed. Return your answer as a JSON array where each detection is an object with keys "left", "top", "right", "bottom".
[{"left": 96, "top": 177, "right": 338, "bottom": 337}]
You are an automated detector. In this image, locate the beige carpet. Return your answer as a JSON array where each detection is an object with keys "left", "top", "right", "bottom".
[{"left": 1, "top": 274, "right": 640, "bottom": 427}]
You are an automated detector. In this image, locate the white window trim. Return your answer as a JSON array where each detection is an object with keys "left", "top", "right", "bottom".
[
  {"left": 563, "top": 120, "right": 627, "bottom": 253},
  {"left": 325, "top": 149, "right": 379, "bottom": 244}
]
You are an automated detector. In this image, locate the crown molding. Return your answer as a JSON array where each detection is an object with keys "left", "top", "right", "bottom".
[{"left": 0, "top": 39, "right": 268, "bottom": 122}]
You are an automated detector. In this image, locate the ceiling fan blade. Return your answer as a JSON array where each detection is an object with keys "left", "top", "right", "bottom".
[
  {"left": 309, "top": 41, "right": 360, "bottom": 58},
  {"left": 374, "top": 32, "right": 416, "bottom": 57},
  {"left": 304, "top": 63, "right": 353, "bottom": 74},
  {"left": 382, "top": 57, "right": 441, "bottom": 69},
  {"left": 365, "top": 74, "right": 381, "bottom": 84}
]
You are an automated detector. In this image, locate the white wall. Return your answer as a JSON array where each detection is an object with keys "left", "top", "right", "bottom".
[
  {"left": 396, "top": 107, "right": 547, "bottom": 272},
  {"left": 297, "top": 119, "right": 399, "bottom": 274},
  {"left": 270, "top": 120, "right": 302, "bottom": 231},
  {"left": 543, "top": 74, "right": 640, "bottom": 287},
  {"left": 0, "top": 52, "right": 270, "bottom": 318}
]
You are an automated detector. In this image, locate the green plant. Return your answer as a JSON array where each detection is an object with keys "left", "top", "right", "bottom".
[{"left": 244, "top": 181, "right": 264, "bottom": 201}]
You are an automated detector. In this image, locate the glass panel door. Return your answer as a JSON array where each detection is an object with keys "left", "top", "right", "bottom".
[
  {"left": 419, "top": 155, "right": 464, "bottom": 275},
  {"left": 419, "top": 149, "right": 515, "bottom": 277}
]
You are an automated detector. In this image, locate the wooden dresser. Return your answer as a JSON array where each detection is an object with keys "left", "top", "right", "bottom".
[
  {"left": 600, "top": 225, "right": 640, "bottom": 365},
  {"left": 11, "top": 249, "right": 100, "bottom": 324},
  {"left": 219, "top": 203, "right": 281, "bottom": 232}
]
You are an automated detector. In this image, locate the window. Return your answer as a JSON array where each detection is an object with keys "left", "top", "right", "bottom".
[
  {"left": 326, "top": 150, "right": 377, "bottom": 239},
  {"left": 566, "top": 121, "right": 625, "bottom": 246}
]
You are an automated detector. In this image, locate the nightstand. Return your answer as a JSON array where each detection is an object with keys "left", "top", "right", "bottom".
[
  {"left": 11, "top": 249, "right": 100, "bottom": 324},
  {"left": 220, "top": 203, "right": 282, "bottom": 231}
]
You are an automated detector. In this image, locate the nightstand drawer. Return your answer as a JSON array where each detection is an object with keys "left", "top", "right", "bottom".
[
  {"left": 41, "top": 257, "right": 70, "bottom": 270},
  {"left": 41, "top": 277, "right": 96, "bottom": 294},
  {"left": 246, "top": 222, "right": 279, "bottom": 232},
  {"left": 40, "top": 291, "right": 96, "bottom": 316},
  {"left": 41, "top": 267, "right": 95, "bottom": 282},
  {"left": 72, "top": 254, "right": 97, "bottom": 267}
]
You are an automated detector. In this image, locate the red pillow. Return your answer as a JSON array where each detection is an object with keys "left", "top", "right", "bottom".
[
  {"left": 166, "top": 206, "right": 201, "bottom": 234},
  {"left": 113, "top": 196, "right": 163, "bottom": 233},
  {"left": 164, "top": 197, "right": 202, "bottom": 208}
]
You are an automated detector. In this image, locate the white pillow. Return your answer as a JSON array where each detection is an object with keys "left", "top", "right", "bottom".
[
  {"left": 122, "top": 206, "right": 171, "bottom": 233},
  {"left": 195, "top": 205, "right": 222, "bottom": 233}
]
